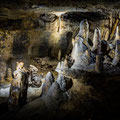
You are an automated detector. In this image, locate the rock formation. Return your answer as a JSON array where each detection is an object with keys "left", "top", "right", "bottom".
[
  {"left": 112, "top": 40, "right": 120, "bottom": 66},
  {"left": 28, "top": 65, "right": 43, "bottom": 87},
  {"left": 41, "top": 72, "right": 72, "bottom": 110},
  {"left": 91, "top": 28, "right": 99, "bottom": 51},
  {"left": 6, "top": 68, "right": 13, "bottom": 82},
  {"left": 42, "top": 72, "right": 54, "bottom": 94},
  {"left": 55, "top": 18, "right": 120, "bottom": 74},
  {"left": 1, "top": 5, "right": 120, "bottom": 120},
  {"left": 8, "top": 62, "right": 28, "bottom": 111}
]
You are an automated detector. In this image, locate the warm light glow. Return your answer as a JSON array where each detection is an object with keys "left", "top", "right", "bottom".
[
  {"left": 51, "top": 12, "right": 66, "bottom": 16},
  {"left": 50, "top": 12, "right": 67, "bottom": 33}
]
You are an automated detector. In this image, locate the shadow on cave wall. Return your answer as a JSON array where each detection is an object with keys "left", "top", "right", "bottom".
[
  {"left": 59, "top": 31, "right": 73, "bottom": 58},
  {"left": 12, "top": 31, "right": 29, "bottom": 56}
]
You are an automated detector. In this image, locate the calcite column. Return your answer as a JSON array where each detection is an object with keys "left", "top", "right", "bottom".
[{"left": 95, "top": 28, "right": 103, "bottom": 73}]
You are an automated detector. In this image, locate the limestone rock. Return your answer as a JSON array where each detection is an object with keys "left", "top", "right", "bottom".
[
  {"left": 91, "top": 28, "right": 100, "bottom": 51},
  {"left": 103, "top": 55, "right": 112, "bottom": 65},
  {"left": 40, "top": 13, "right": 57, "bottom": 22},
  {"left": 6, "top": 68, "right": 13, "bottom": 82},
  {"left": 58, "top": 50, "right": 61, "bottom": 60},
  {"left": 55, "top": 62, "right": 61, "bottom": 73},
  {"left": 56, "top": 74, "right": 73, "bottom": 92},
  {"left": 42, "top": 72, "right": 54, "bottom": 94},
  {"left": 56, "top": 74, "right": 67, "bottom": 92},
  {"left": 95, "top": 55, "right": 103, "bottom": 73},
  {"left": 109, "top": 49, "right": 115, "bottom": 59},
  {"left": 29, "top": 65, "right": 38, "bottom": 74},
  {"left": 71, "top": 37, "right": 87, "bottom": 61},
  {"left": 78, "top": 19, "right": 90, "bottom": 48},
  {"left": 112, "top": 40, "right": 120, "bottom": 66}
]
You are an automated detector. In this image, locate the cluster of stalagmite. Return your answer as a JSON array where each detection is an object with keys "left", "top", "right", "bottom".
[
  {"left": 1, "top": 15, "right": 120, "bottom": 112},
  {"left": 56, "top": 19, "right": 120, "bottom": 73},
  {"left": 8, "top": 62, "right": 29, "bottom": 111},
  {"left": 7, "top": 61, "right": 73, "bottom": 111}
]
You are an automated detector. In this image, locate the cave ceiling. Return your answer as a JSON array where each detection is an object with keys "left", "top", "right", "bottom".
[{"left": 0, "top": 0, "right": 120, "bottom": 20}]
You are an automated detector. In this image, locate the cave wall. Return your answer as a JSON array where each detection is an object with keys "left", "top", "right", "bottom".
[
  {"left": 0, "top": 8, "right": 118, "bottom": 80},
  {"left": 0, "top": 13, "right": 74, "bottom": 60},
  {"left": 0, "top": 11, "right": 110, "bottom": 59}
]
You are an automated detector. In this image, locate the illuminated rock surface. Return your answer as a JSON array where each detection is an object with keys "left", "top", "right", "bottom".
[{"left": 1, "top": 1, "right": 120, "bottom": 120}]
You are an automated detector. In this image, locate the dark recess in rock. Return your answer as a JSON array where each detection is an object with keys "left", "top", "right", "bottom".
[
  {"left": 40, "top": 13, "right": 57, "bottom": 22},
  {"left": 12, "top": 32, "right": 29, "bottom": 55},
  {"left": 61, "top": 12, "right": 107, "bottom": 22}
]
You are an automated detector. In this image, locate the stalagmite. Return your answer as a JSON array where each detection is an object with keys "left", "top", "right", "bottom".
[
  {"left": 13, "top": 70, "right": 23, "bottom": 87},
  {"left": 42, "top": 72, "right": 72, "bottom": 110},
  {"left": 56, "top": 74, "right": 67, "bottom": 92},
  {"left": 104, "top": 29, "right": 110, "bottom": 41},
  {"left": 78, "top": 19, "right": 90, "bottom": 49},
  {"left": 95, "top": 28, "right": 103, "bottom": 73},
  {"left": 55, "top": 59, "right": 69, "bottom": 73},
  {"left": 8, "top": 69, "right": 22, "bottom": 111},
  {"left": 58, "top": 50, "right": 61, "bottom": 60},
  {"left": 60, "top": 61, "right": 64, "bottom": 71},
  {"left": 8, "top": 62, "right": 28, "bottom": 111},
  {"left": 71, "top": 20, "right": 89, "bottom": 59},
  {"left": 63, "top": 58, "right": 69, "bottom": 69},
  {"left": 71, "top": 49, "right": 91, "bottom": 70},
  {"left": 112, "top": 40, "right": 120, "bottom": 66},
  {"left": 55, "top": 62, "right": 61, "bottom": 73},
  {"left": 78, "top": 19, "right": 88, "bottom": 39},
  {"left": 95, "top": 55, "right": 101, "bottom": 73},
  {"left": 42, "top": 72, "right": 54, "bottom": 94},
  {"left": 71, "top": 36, "right": 87, "bottom": 61},
  {"left": 109, "top": 12, "right": 113, "bottom": 30},
  {"left": 71, "top": 41, "right": 80, "bottom": 61},
  {"left": 85, "top": 50, "right": 91, "bottom": 64},
  {"left": 70, "top": 20, "right": 93, "bottom": 70},
  {"left": 91, "top": 28, "right": 99, "bottom": 51},
  {"left": 45, "top": 72, "right": 54, "bottom": 83},
  {"left": 111, "top": 26, "right": 120, "bottom": 47},
  {"left": 114, "top": 26, "right": 120, "bottom": 41},
  {"left": 72, "top": 38, "right": 75, "bottom": 47}
]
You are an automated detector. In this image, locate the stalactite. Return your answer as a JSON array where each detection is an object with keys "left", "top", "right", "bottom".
[
  {"left": 57, "top": 16, "right": 61, "bottom": 33},
  {"left": 110, "top": 14, "right": 119, "bottom": 40},
  {"left": 78, "top": 19, "right": 90, "bottom": 49}
]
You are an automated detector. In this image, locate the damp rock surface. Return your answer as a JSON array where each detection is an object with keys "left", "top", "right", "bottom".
[{"left": 1, "top": 2, "right": 120, "bottom": 120}]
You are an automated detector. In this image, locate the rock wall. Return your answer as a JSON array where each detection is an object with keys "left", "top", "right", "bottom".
[{"left": 0, "top": 8, "right": 118, "bottom": 80}]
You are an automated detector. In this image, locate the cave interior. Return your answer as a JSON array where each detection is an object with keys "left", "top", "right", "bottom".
[{"left": 0, "top": 0, "right": 120, "bottom": 120}]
